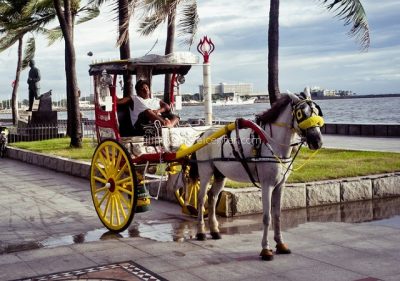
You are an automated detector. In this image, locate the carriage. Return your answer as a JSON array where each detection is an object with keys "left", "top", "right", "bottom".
[
  {"left": 89, "top": 51, "right": 233, "bottom": 232},
  {"left": 89, "top": 51, "right": 324, "bottom": 260}
]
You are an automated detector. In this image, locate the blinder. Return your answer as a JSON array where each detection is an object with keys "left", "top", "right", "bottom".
[{"left": 293, "top": 99, "right": 324, "bottom": 130}]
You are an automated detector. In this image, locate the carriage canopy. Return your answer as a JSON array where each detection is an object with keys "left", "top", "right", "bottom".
[{"left": 88, "top": 52, "right": 199, "bottom": 77}]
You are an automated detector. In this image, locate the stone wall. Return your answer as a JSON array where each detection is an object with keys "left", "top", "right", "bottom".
[
  {"left": 219, "top": 174, "right": 400, "bottom": 217},
  {"left": 322, "top": 123, "right": 400, "bottom": 137}
]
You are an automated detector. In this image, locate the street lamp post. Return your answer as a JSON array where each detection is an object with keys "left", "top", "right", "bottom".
[{"left": 197, "top": 36, "right": 215, "bottom": 125}]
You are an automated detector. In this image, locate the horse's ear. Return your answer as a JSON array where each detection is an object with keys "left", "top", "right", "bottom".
[{"left": 301, "top": 87, "right": 311, "bottom": 99}]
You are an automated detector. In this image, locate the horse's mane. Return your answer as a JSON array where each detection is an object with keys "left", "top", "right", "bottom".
[{"left": 256, "top": 94, "right": 291, "bottom": 125}]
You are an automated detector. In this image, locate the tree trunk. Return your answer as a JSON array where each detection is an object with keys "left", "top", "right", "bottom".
[
  {"left": 11, "top": 37, "right": 23, "bottom": 125},
  {"left": 64, "top": 34, "right": 82, "bottom": 147},
  {"left": 119, "top": 0, "right": 133, "bottom": 97},
  {"left": 163, "top": 8, "right": 176, "bottom": 104},
  {"left": 53, "top": 0, "right": 82, "bottom": 148},
  {"left": 268, "top": 0, "right": 280, "bottom": 104}
]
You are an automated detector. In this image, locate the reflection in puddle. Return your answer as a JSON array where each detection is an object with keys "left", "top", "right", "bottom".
[{"left": 10, "top": 196, "right": 400, "bottom": 254}]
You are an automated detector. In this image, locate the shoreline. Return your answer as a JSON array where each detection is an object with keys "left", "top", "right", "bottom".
[
  {"left": 312, "top": 93, "right": 400, "bottom": 100},
  {"left": 1, "top": 93, "right": 399, "bottom": 113}
]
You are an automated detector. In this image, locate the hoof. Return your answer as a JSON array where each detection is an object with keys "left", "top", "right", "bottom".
[
  {"left": 259, "top": 249, "right": 274, "bottom": 261},
  {"left": 276, "top": 243, "right": 291, "bottom": 254},
  {"left": 196, "top": 233, "right": 207, "bottom": 241},
  {"left": 210, "top": 232, "right": 221, "bottom": 240}
]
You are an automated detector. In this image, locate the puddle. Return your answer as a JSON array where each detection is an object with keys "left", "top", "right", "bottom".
[{"left": 3, "top": 197, "right": 400, "bottom": 254}]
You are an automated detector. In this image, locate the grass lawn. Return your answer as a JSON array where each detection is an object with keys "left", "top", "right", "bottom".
[
  {"left": 9, "top": 137, "right": 400, "bottom": 184},
  {"left": 10, "top": 137, "right": 97, "bottom": 161}
]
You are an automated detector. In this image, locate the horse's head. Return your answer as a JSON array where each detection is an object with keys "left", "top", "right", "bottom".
[{"left": 291, "top": 88, "right": 324, "bottom": 150}]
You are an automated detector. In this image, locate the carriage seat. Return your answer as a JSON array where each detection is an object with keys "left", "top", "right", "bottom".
[
  {"left": 117, "top": 101, "right": 163, "bottom": 148},
  {"left": 117, "top": 102, "right": 138, "bottom": 137},
  {"left": 161, "top": 126, "right": 211, "bottom": 151}
]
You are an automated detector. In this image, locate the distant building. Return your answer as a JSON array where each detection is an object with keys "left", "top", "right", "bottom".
[
  {"left": 199, "top": 82, "right": 253, "bottom": 100},
  {"left": 310, "top": 86, "right": 353, "bottom": 98}
]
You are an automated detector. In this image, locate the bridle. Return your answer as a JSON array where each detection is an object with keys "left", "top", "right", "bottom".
[
  {"left": 292, "top": 98, "right": 324, "bottom": 136},
  {"left": 265, "top": 98, "right": 324, "bottom": 146}
]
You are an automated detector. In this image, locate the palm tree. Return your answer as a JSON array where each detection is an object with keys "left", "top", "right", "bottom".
[
  {"left": 90, "top": 0, "right": 138, "bottom": 97},
  {"left": 268, "top": 0, "right": 370, "bottom": 104},
  {"left": 0, "top": 0, "right": 56, "bottom": 125},
  {"left": 117, "top": 0, "right": 136, "bottom": 98},
  {"left": 138, "top": 0, "right": 199, "bottom": 103},
  {"left": 47, "top": 0, "right": 100, "bottom": 148}
]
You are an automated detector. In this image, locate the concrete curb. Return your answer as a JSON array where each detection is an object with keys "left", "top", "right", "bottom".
[
  {"left": 6, "top": 146, "right": 400, "bottom": 217},
  {"left": 216, "top": 174, "right": 400, "bottom": 217},
  {"left": 6, "top": 146, "right": 91, "bottom": 179}
]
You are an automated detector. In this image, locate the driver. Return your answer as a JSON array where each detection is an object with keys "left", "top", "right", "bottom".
[{"left": 118, "top": 80, "right": 179, "bottom": 135}]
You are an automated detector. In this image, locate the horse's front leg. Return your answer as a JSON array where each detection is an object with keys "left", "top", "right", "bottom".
[
  {"left": 260, "top": 186, "right": 274, "bottom": 261},
  {"left": 208, "top": 176, "right": 226, "bottom": 240},
  {"left": 272, "top": 183, "right": 291, "bottom": 255}
]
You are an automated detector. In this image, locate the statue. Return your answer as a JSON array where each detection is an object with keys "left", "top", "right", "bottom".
[{"left": 27, "top": 60, "right": 41, "bottom": 111}]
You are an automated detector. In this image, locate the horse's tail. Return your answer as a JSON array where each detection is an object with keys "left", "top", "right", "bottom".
[{"left": 188, "top": 152, "right": 199, "bottom": 181}]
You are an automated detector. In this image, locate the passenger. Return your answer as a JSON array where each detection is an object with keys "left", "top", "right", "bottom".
[{"left": 118, "top": 80, "right": 179, "bottom": 135}]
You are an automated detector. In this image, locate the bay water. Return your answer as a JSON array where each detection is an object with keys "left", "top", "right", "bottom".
[{"left": 1, "top": 97, "right": 399, "bottom": 124}]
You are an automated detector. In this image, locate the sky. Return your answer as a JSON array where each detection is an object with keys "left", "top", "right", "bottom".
[{"left": 0, "top": 0, "right": 399, "bottom": 102}]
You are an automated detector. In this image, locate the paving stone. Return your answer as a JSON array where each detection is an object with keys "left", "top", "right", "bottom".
[
  {"left": 0, "top": 261, "right": 37, "bottom": 280},
  {"left": 161, "top": 269, "right": 205, "bottom": 281},
  {"left": 25, "top": 253, "right": 97, "bottom": 276},
  {"left": 79, "top": 243, "right": 151, "bottom": 264},
  {"left": 279, "top": 263, "right": 366, "bottom": 281},
  {"left": 0, "top": 253, "right": 22, "bottom": 265},
  {"left": 17, "top": 246, "right": 76, "bottom": 261}
]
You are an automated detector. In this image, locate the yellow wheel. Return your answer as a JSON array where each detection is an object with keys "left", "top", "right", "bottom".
[
  {"left": 172, "top": 164, "right": 208, "bottom": 217},
  {"left": 90, "top": 139, "right": 137, "bottom": 232}
]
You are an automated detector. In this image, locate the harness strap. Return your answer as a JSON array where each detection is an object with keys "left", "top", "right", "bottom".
[{"left": 226, "top": 120, "right": 260, "bottom": 188}]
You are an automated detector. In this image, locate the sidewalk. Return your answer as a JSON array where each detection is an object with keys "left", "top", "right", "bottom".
[
  {"left": 3, "top": 214, "right": 400, "bottom": 281},
  {"left": 0, "top": 136, "right": 399, "bottom": 281},
  {"left": 323, "top": 135, "right": 400, "bottom": 152}
]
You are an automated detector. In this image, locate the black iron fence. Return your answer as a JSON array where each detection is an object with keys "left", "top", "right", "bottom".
[{"left": 5, "top": 119, "right": 96, "bottom": 143}]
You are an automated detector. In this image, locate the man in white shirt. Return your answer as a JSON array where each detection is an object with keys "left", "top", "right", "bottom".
[{"left": 118, "top": 80, "right": 179, "bottom": 135}]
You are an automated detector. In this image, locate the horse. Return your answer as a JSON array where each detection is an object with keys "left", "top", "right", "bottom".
[{"left": 188, "top": 89, "right": 324, "bottom": 261}]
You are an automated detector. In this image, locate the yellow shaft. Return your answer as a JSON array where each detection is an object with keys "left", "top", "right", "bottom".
[{"left": 175, "top": 123, "right": 236, "bottom": 159}]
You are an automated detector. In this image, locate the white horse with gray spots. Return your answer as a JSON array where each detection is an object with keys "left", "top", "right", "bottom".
[{"left": 188, "top": 90, "right": 324, "bottom": 260}]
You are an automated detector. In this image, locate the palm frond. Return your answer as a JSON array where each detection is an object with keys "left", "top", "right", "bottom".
[
  {"left": 87, "top": 0, "right": 108, "bottom": 6},
  {"left": 76, "top": 6, "right": 100, "bottom": 25},
  {"left": 22, "top": 37, "right": 35, "bottom": 69},
  {"left": 0, "top": 31, "right": 20, "bottom": 51},
  {"left": 116, "top": 0, "right": 140, "bottom": 46},
  {"left": 177, "top": 1, "right": 198, "bottom": 47},
  {"left": 321, "top": 0, "right": 370, "bottom": 50},
  {"left": 141, "top": 0, "right": 173, "bottom": 15},
  {"left": 23, "top": 0, "right": 54, "bottom": 17},
  {"left": 138, "top": 14, "right": 165, "bottom": 36},
  {"left": 45, "top": 27, "right": 63, "bottom": 45}
]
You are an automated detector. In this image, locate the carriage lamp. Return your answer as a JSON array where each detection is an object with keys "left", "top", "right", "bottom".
[
  {"left": 197, "top": 36, "right": 215, "bottom": 63},
  {"left": 170, "top": 74, "right": 184, "bottom": 111}
]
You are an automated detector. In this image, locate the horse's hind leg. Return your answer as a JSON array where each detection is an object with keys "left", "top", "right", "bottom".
[
  {"left": 272, "top": 184, "right": 291, "bottom": 254},
  {"left": 208, "top": 175, "right": 226, "bottom": 239},
  {"left": 260, "top": 186, "right": 274, "bottom": 261},
  {"left": 196, "top": 164, "right": 213, "bottom": 241}
]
